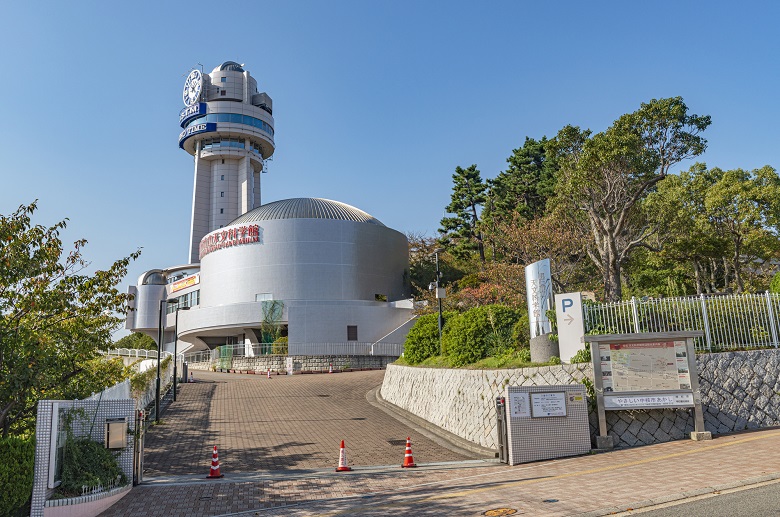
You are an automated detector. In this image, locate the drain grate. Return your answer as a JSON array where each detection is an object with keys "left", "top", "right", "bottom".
[{"left": 387, "top": 439, "right": 407, "bottom": 446}]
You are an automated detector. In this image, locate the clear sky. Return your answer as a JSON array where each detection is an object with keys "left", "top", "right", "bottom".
[{"left": 1, "top": 1, "right": 778, "bottom": 337}]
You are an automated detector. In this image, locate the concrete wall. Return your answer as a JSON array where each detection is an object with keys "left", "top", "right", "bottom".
[{"left": 380, "top": 349, "right": 780, "bottom": 451}]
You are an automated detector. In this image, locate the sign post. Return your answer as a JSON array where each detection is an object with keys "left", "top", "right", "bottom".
[{"left": 554, "top": 292, "right": 586, "bottom": 363}]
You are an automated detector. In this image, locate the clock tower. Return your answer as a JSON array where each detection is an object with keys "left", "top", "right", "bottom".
[{"left": 178, "top": 62, "right": 275, "bottom": 264}]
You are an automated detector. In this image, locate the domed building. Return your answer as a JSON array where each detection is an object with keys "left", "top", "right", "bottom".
[{"left": 126, "top": 62, "right": 414, "bottom": 358}]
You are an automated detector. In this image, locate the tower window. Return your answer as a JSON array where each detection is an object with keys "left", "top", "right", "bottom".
[
  {"left": 222, "top": 159, "right": 225, "bottom": 164},
  {"left": 220, "top": 208, "right": 224, "bottom": 214},
  {"left": 221, "top": 175, "right": 225, "bottom": 180},
  {"left": 220, "top": 192, "right": 224, "bottom": 197},
  {"left": 220, "top": 77, "right": 226, "bottom": 83},
  {"left": 220, "top": 90, "right": 226, "bottom": 96},
  {"left": 347, "top": 326, "right": 358, "bottom": 341}
]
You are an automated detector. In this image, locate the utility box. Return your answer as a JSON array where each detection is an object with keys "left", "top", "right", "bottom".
[
  {"left": 504, "top": 384, "right": 590, "bottom": 465},
  {"left": 105, "top": 418, "right": 127, "bottom": 449}
]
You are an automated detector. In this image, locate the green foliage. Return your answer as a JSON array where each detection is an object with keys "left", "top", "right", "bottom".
[
  {"left": 771, "top": 272, "right": 780, "bottom": 294},
  {"left": 59, "top": 438, "right": 126, "bottom": 496},
  {"left": 130, "top": 356, "right": 170, "bottom": 398},
  {"left": 547, "top": 355, "right": 561, "bottom": 365},
  {"left": 272, "top": 336, "right": 288, "bottom": 355},
  {"left": 404, "top": 312, "right": 455, "bottom": 364},
  {"left": 511, "top": 314, "right": 530, "bottom": 349},
  {"left": 0, "top": 436, "right": 34, "bottom": 516},
  {"left": 439, "top": 165, "right": 488, "bottom": 262},
  {"left": 114, "top": 332, "right": 156, "bottom": 350},
  {"left": 0, "top": 201, "right": 140, "bottom": 436},
  {"left": 570, "top": 347, "right": 592, "bottom": 364},
  {"left": 442, "top": 305, "right": 522, "bottom": 367}
]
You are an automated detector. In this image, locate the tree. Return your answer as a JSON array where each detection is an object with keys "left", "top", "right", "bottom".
[
  {"left": 114, "top": 332, "right": 156, "bottom": 350},
  {"left": 439, "top": 165, "right": 488, "bottom": 263},
  {"left": 549, "top": 97, "right": 711, "bottom": 301},
  {"left": 483, "top": 137, "right": 557, "bottom": 226},
  {"left": 0, "top": 202, "right": 139, "bottom": 436}
]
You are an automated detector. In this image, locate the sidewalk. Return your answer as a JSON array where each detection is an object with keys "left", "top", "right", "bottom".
[{"left": 100, "top": 427, "right": 780, "bottom": 516}]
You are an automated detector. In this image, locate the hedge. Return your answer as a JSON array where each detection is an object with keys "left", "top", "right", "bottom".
[
  {"left": 442, "top": 304, "right": 523, "bottom": 367},
  {"left": 403, "top": 311, "right": 456, "bottom": 364},
  {"left": 0, "top": 436, "right": 35, "bottom": 517}
]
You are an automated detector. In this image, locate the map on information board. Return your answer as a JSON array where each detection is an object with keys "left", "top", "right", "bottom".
[{"left": 598, "top": 341, "right": 691, "bottom": 392}]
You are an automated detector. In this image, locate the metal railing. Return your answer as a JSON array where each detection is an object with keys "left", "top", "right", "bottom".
[
  {"left": 583, "top": 292, "right": 780, "bottom": 352},
  {"left": 105, "top": 348, "right": 174, "bottom": 360},
  {"left": 182, "top": 341, "right": 405, "bottom": 365}
]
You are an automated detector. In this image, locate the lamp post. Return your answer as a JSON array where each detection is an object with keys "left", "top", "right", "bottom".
[
  {"left": 171, "top": 303, "right": 190, "bottom": 402},
  {"left": 432, "top": 248, "right": 444, "bottom": 355},
  {"left": 155, "top": 299, "right": 169, "bottom": 423}
]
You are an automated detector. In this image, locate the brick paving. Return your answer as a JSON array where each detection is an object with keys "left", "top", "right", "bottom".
[
  {"left": 98, "top": 370, "right": 780, "bottom": 516},
  {"left": 140, "top": 370, "right": 472, "bottom": 478},
  {"left": 101, "top": 427, "right": 780, "bottom": 516}
]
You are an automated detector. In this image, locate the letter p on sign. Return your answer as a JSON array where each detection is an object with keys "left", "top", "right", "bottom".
[{"left": 562, "top": 298, "right": 574, "bottom": 312}]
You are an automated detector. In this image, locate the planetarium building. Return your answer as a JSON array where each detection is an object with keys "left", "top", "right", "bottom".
[{"left": 126, "top": 62, "right": 414, "bottom": 356}]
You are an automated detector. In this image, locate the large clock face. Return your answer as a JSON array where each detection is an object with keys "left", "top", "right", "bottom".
[{"left": 183, "top": 70, "right": 203, "bottom": 107}]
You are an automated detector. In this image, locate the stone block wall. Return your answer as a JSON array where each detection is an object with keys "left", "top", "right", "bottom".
[
  {"left": 187, "top": 354, "right": 394, "bottom": 373},
  {"left": 381, "top": 349, "right": 780, "bottom": 451}
]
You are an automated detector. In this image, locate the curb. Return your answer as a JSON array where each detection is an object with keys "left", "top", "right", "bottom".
[{"left": 367, "top": 386, "right": 497, "bottom": 459}]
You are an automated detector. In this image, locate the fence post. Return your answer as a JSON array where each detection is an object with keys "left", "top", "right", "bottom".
[
  {"left": 765, "top": 291, "right": 779, "bottom": 349},
  {"left": 631, "top": 297, "right": 641, "bottom": 333},
  {"left": 699, "top": 294, "right": 713, "bottom": 352}
]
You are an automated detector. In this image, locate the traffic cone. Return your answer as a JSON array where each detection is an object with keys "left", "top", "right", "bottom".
[
  {"left": 335, "top": 440, "right": 352, "bottom": 472},
  {"left": 207, "top": 445, "right": 224, "bottom": 478},
  {"left": 189, "top": 372, "right": 194, "bottom": 383},
  {"left": 267, "top": 368, "right": 271, "bottom": 379},
  {"left": 329, "top": 363, "right": 333, "bottom": 374},
  {"left": 401, "top": 437, "right": 417, "bottom": 468}
]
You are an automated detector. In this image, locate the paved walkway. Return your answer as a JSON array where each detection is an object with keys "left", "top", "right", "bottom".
[
  {"left": 99, "top": 370, "right": 780, "bottom": 516},
  {"left": 140, "top": 370, "right": 472, "bottom": 477},
  {"left": 102, "top": 426, "right": 780, "bottom": 516}
]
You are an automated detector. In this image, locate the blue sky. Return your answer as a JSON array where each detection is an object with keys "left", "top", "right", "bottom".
[{"left": 1, "top": 1, "right": 778, "bottom": 337}]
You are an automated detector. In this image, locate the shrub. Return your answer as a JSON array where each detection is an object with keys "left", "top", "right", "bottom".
[
  {"left": 442, "top": 304, "right": 523, "bottom": 367},
  {"left": 511, "top": 314, "right": 531, "bottom": 349},
  {"left": 0, "top": 436, "right": 34, "bottom": 516},
  {"left": 272, "top": 336, "right": 288, "bottom": 355},
  {"left": 59, "top": 438, "right": 126, "bottom": 496},
  {"left": 570, "top": 347, "right": 592, "bottom": 364},
  {"left": 404, "top": 312, "right": 456, "bottom": 364},
  {"left": 771, "top": 272, "right": 780, "bottom": 294}
]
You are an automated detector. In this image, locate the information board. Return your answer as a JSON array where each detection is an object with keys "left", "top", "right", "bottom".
[
  {"left": 531, "top": 392, "right": 567, "bottom": 417},
  {"left": 508, "top": 392, "right": 530, "bottom": 418},
  {"left": 598, "top": 340, "right": 692, "bottom": 393}
]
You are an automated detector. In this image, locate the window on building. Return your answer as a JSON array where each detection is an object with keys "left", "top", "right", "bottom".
[
  {"left": 255, "top": 293, "right": 273, "bottom": 302},
  {"left": 221, "top": 174, "right": 225, "bottom": 180},
  {"left": 220, "top": 77, "right": 226, "bottom": 83},
  {"left": 220, "top": 90, "right": 226, "bottom": 96},
  {"left": 220, "top": 208, "right": 224, "bottom": 214},
  {"left": 220, "top": 192, "right": 224, "bottom": 197},
  {"left": 219, "top": 225, "right": 223, "bottom": 228},
  {"left": 347, "top": 326, "right": 358, "bottom": 341}
]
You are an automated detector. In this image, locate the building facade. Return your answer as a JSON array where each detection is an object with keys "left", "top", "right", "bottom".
[{"left": 126, "top": 62, "right": 414, "bottom": 356}]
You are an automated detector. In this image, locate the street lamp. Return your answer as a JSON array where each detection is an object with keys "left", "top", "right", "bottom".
[
  {"left": 155, "top": 299, "right": 169, "bottom": 423},
  {"left": 431, "top": 248, "right": 445, "bottom": 355},
  {"left": 170, "top": 302, "right": 190, "bottom": 402}
]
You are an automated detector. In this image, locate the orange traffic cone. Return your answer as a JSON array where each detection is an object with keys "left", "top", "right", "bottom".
[
  {"left": 401, "top": 437, "right": 417, "bottom": 468},
  {"left": 335, "top": 440, "right": 352, "bottom": 472},
  {"left": 267, "top": 368, "right": 271, "bottom": 379},
  {"left": 207, "top": 445, "right": 224, "bottom": 478}
]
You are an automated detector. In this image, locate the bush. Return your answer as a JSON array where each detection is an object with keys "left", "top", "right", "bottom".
[
  {"left": 771, "top": 272, "right": 780, "bottom": 294},
  {"left": 0, "top": 436, "right": 35, "bottom": 516},
  {"left": 272, "top": 336, "right": 288, "bottom": 355},
  {"left": 570, "top": 347, "right": 592, "bottom": 364},
  {"left": 511, "top": 314, "right": 531, "bottom": 349},
  {"left": 59, "top": 438, "right": 126, "bottom": 496},
  {"left": 404, "top": 312, "right": 456, "bottom": 364},
  {"left": 442, "top": 304, "right": 523, "bottom": 367}
]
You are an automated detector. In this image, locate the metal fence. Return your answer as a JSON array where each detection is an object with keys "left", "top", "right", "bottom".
[
  {"left": 583, "top": 292, "right": 780, "bottom": 351},
  {"left": 182, "top": 342, "right": 405, "bottom": 365},
  {"left": 105, "top": 348, "right": 174, "bottom": 360}
]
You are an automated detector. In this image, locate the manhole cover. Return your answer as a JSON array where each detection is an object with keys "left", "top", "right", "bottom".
[
  {"left": 484, "top": 509, "right": 518, "bottom": 516},
  {"left": 387, "top": 439, "right": 407, "bottom": 446}
]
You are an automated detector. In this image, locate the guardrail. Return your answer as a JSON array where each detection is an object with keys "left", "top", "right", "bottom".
[
  {"left": 182, "top": 342, "right": 405, "bottom": 365},
  {"left": 105, "top": 348, "right": 174, "bottom": 360},
  {"left": 583, "top": 292, "right": 780, "bottom": 352}
]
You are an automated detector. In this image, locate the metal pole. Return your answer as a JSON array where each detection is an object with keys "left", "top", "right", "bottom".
[
  {"left": 173, "top": 309, "right": 179, "bottom": 402},
  {"left": 436, "top": 250, "right": 443, "bottom": 355},
  {"left": 156, "top": 300, "right": 166, "bottom": 423}
]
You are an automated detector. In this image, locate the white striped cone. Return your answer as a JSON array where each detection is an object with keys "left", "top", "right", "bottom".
[
  {"left": 401, "top": 437, "right": 417, "bottom": 468},
  {"left": 267, "top": 368, "right": 271, "bottom": 379},
  {"left": 207, "top": 445, "right": 224, "bottom": 478},
  {"left": 335, "top": 440, "right": 352, "bottom": 472}
]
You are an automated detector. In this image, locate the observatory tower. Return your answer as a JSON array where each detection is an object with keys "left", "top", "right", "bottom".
[{"left": 178, "top": 61, "right": 275, "bottom": 263}]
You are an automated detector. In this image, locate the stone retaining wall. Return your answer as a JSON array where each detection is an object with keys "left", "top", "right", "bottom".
[
  {"left": 381, "top": 349, "right": 780, "bottom": 451},
  {"left": 187, "top": 354, "right": 394, "bottom": 373}
]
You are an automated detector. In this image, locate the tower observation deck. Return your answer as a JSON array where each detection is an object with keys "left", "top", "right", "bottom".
[{"left": 178, "top": 61, "right": 275, "bottom": 263}]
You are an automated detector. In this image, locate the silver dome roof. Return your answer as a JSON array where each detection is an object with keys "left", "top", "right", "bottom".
[
  {"left": 213, "top": 61, "right": 245, "bottom": 73},
  {"left": 230, "top": 198, "right": 385, "bottom": 226}
]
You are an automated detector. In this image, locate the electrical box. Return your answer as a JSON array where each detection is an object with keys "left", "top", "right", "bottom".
[{"left": 105, "top": 418, "right": 127, "bottom": 449}]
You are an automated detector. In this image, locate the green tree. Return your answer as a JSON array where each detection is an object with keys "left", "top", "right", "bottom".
[
  {"left": 114, "top": 331, "right": 156, "bottom": 350},
  {"left": 442, "top": 304, "right": 522, "bottom": 366},
  {"left": 0, "top": 202, "right": 139, "bottom": 436},
  {"left": 439, "top": 165, "right": 488, "bottom": 264},
  {"left": 483, "top": 136, "right": 557, "bottom": 226},
  {"left": 550, "top": 97, "right": 711, "bottom": 301}
]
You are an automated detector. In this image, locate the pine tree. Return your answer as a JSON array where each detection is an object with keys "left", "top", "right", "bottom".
[{"left": 439, "top": 165, "right": 487, "bottom": 263}]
